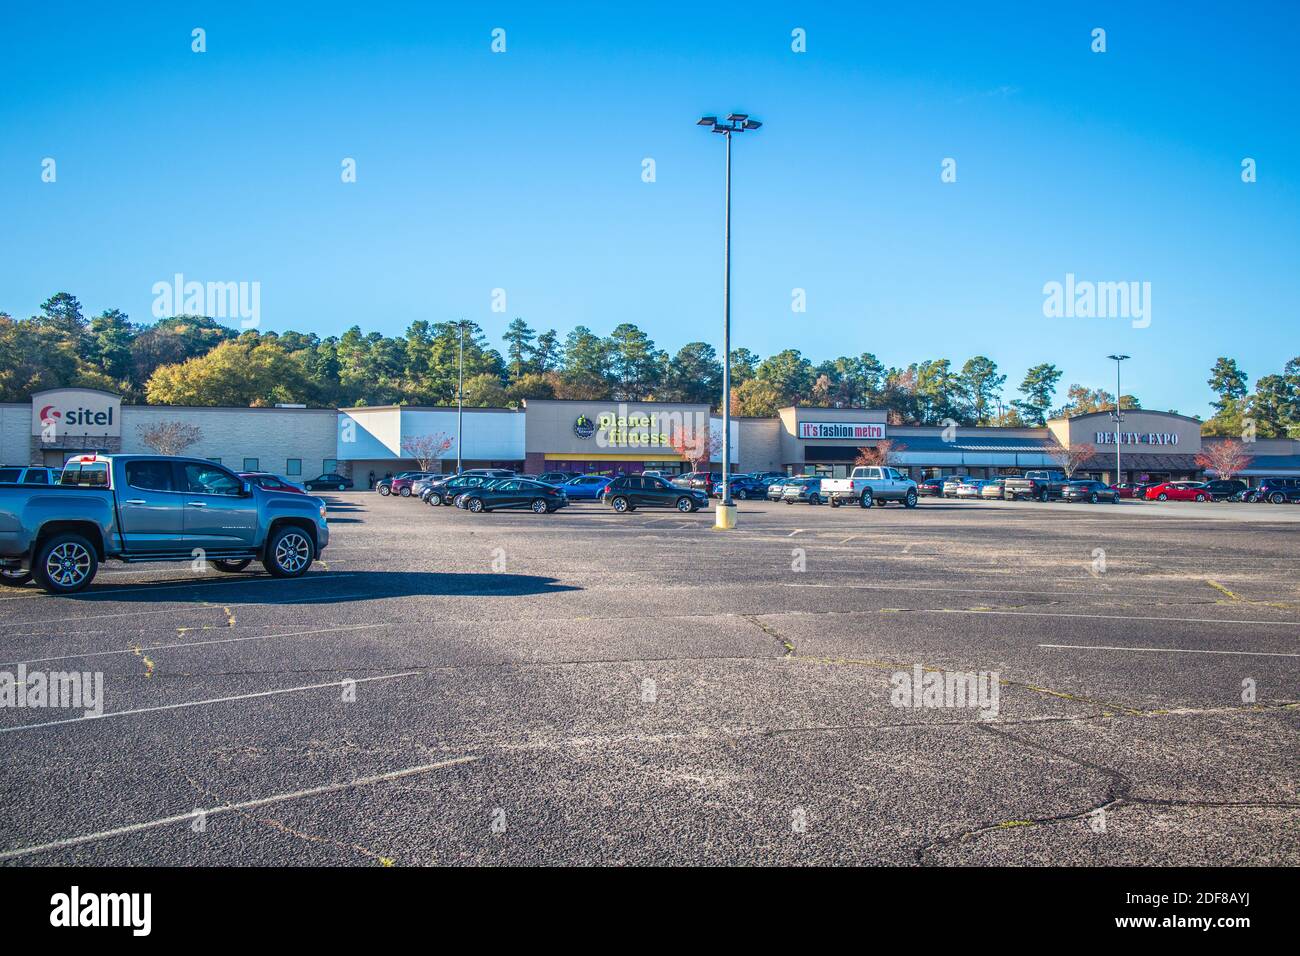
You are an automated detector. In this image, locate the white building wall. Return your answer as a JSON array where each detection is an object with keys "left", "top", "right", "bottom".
[
  {"left": 0, "top": 404, "right": 30, "bottom": 464},
  {"left": 121, "top": 406, "right": 338, "bottom": 477}
]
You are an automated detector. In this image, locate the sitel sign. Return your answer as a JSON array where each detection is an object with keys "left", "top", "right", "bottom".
[{"left": 31, "top": 389, "right": 122, "bottom": 438}]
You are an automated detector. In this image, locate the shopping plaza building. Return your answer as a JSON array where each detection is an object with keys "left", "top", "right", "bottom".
[{"left": 4, "top": 387, "right": 1299, "bottom": 486}]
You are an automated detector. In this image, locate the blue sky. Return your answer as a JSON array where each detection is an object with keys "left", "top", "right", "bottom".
[{"left": 2, "top": 1, "right": 1296, "bottom": 417}]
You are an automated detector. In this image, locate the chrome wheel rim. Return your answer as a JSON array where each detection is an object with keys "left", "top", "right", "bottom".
[
  {"left": 532, "top": 500, "right": 547, "bottom": 513},
  {"left": 613, "top": 498, "right": 627, "bottom": 512},
  {"left": 677, "top": 498, "right": 691, "bottom": 512},
  {"left": 274, "top": 532, "right": 311, "bottom": 573},
  {"left": 45, "top": 542, "right": 91, "bottom": 587}
]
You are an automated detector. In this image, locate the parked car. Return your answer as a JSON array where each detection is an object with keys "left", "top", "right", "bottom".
[
  {"left": 766, "top": 478, "right": 795, "bottom": 501},
  {"left": 390, "top": 472, "right": 440, "bottom": 498},
  {"left": 0, "top": 454, "right": 329, "bottom": 593},
  {"left": 239, "top": 472, "right": 308, "bottom": 494},
  {"left": 917, "top": 478, "right": 945, "bottom": 498},
  {"left": 1249, "top": 476, "right": 1300, "bottom": 504},
  {"left": 457, "top": 478, "right": 568, "bottom": 514},
  {"left": 955, "top": 478, "right": 992, "bottom": 499},
  {"left": 715, "top": 475, "right": 769, "bottom": 500},
  {"left": 304, "top": 472, "right": 354, "bottom": 491},
  {"left": 1002, "top": 470, "right": 1070, "bottom": 502},
  {"left": 1200, "top": 478, "right": 1248, "bottom": 501},
  {"left": 0, "top": 465, "right": 62, "bottom": 486},
  {"left": 781, "top": 477, "right": 825, "bottom": 505},
  {"left": 1144, "top": 481, "right": 1210, "bottom": 502},
  {"left": 375, "top": 471, "right": 417, "bottom": 495},
  {"left": 537, "top": 471, "right": 581, "bottom": 485},
  {"left": 1060, "top": 480, "right": 1121, "bottom": 503},
  {"left": 559, "top": 474, "right": 614, "bottom": 501},
  {"left": 941, "top": 475, "right": 971, "bottom": 498},
  {"left": 820, "top": 467, "right": 919, "bottom": 508},
  {"left": 676, "top": 471, "right": 723, "bottom": 495},
  {"left": 424, "top": 474, "right": 497, "bottom": 506},
  {"left": 1109, "top": 482, "right": 1147, "bottom": 499},
  {"left": 602, "top": 475, "right": 709, "bottom": 513},
  {"left": 980, "top": 479, "right": 1007, "bottom": 500}
]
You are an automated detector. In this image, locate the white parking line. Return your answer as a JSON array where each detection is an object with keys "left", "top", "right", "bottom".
[
  {"left": 0, "top": 621, "right": 387, "bottom": 668},
  {"left": 0, "top": 755, "right": 480, "bottom": 862},
  {"left": 1039, "top": 643, "right": 1300, "bottom": 658},
  {"left": 0, "top": 671, "right": 420, "bottom": 735},
  {"left": 888, "top": 607, "right": 1300, "bottom": 628}
]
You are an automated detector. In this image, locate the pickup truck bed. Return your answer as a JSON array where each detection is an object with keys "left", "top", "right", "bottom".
[{"left": 0, "top": 454, "right": 330, "bottom": 593}]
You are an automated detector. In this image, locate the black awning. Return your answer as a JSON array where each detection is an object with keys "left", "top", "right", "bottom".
[
  {"left": 1080, "top": 453, "right": 1202, "bottom": 471},
  {"left": 803, "top": 445, "right": 863, "bottom": 462}
]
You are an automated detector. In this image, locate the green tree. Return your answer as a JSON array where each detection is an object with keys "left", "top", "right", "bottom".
[
  {"left": 461, "top": 372, "right": 510, "bottom": 407},
  {"left": 533, "top": 329, "right": 560, "bottom": 372},
  {"left": 660, "top": 342, "right": 722, "bottom": 404},
  {"left": 503, "top": 318, "right": 536, "bottom": 381},
  {"left": 957, "top": 356, "right": 1006, "bottom": 424},
  {"left": 729, "top": 348, "right": 759, "bottom": 386},
  {"left": 1012, "top": 363, "right": 1063, "bottom": 425},
  {"left": 754, "top": 349, "right": 814, "bottom": 406},
  {"left": 145, "top": 340, "right": 313, "bottom": 406},
  {"left": 607, "top": 323, "right": 663, "bottom": 400},
  {"left": 1207, "top": 357, "right": 1248, "bottom": 410},
  {"left": 558, "top": 326, "right": 613, "bottom": 399}
]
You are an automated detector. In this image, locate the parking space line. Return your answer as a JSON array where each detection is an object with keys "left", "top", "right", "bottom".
[
  {"left": 0, "top": 755, "right": 480, "bottom": 862},
  {"left": 876, "top": 607, "right": 1300, "bottom": 627},
  {"left": 781, "top": 581, "right": 1299, "bottom": 606},
  {"left": 1039, "top": 643, "right": 1300, "bottom": 658},
  {"left": 0, "top": 621, "right": 388, "bottom": 668},
  {"left": 0, "top": 670, "right": 420, "bottom": 735}
]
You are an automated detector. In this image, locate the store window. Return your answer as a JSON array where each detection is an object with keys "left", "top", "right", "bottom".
[
  {"left": 207, "top": 457, "right": 221, "bottom": 465},
  {"left": 322, "top": 458, "right": 338, "bottom": 474},
  {"left": 285, "top": 458, "right": 302, "bottom": 476},
  {"left": 243, "top": 458, "right": 259, "bottom": 472}
]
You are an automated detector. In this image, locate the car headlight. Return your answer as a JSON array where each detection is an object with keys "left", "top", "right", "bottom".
[{"left": 320, "top": 503, "right": 328, "bottom": 520}]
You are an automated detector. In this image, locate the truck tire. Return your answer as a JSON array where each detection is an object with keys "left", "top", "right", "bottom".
[
  {"left": 904, "top": 490, "right": 918, "bottom": 508},
  {"left": 858, "top": 491, "right": 873, "bottom": 509},
  {"left": 32, "top": 532, "right": 99, "bottom": 594},
  {"left": 262, "top": 526, "right": 314, "bottom": 578},
  {"left": 1, "top": 569, "right": 33, "bottom": 587},
  {"left": 1038, "top": 489, "right": 1049, "bottom": 503},
  {"left": 213, "top": 558, "right": 253, "bottom": 573}
]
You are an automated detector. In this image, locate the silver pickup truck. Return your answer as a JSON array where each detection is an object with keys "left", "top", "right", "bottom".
[{"left": 0, "top": 454, "right": 330, "bottom": 594}]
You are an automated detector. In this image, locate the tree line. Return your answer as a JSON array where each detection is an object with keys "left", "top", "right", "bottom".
[{"left": 2, "top": 292, "right": 1296, "bottom": 435}]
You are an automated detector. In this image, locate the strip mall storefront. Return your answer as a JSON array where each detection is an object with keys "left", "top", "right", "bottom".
[{"left": 520, "top": 399, "right": 738, "bottom": 476}]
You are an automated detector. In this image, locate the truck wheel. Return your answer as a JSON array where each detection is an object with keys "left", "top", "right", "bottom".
[
  {"left": 0, "top": 569, "right": 33, "bottom": 587},
  {"left": 904, "top": 490, "right": 918, "bottom": 508},
  {"left": 1038, "top": 490, "right": 1049, "bottom": 503},
  {"left": 33, "top": 533, "right": 98, "bottom": 594},
  {"left": 859, "top": 492, "right": 873, "bottom": 509},
  {"left": 213, "top": 558, "right": 253, "bottom": 573},
  {"left": 262, "top": 526, "right": 314, "bottom": 578}
]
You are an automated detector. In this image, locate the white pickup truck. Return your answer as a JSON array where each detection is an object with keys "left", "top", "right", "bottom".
[{"left": 820, "top": 466, "right": 919, "bottom": 509}]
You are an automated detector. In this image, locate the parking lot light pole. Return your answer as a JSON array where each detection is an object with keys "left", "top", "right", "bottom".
[
  {"left": 457, "top": 320, "right": 466, "bottom": 474},
  {"left": 1108, "top": 354, "right": 1129, "bottom": 484},
  {"left": 697, "top": 112, "right": 761, "bottom": 529}
]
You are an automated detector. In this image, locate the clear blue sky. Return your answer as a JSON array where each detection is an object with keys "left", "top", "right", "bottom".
[{"left": 2, "top": 1, "right": 1296, "bottom": 418}]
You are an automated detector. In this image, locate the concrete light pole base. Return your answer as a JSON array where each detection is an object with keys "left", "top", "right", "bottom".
[{"left": 714, "top": 504, "right": 737, "bottom": 529}]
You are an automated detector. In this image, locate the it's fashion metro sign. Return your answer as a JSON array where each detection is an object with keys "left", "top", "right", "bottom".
[{"left": 798, "top": 422, "right": 886, "bottom": 440}]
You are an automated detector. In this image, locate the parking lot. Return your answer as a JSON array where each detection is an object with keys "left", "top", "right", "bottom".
[{"left": 1, "top": 492, "right": 1297, "bottom": 865}]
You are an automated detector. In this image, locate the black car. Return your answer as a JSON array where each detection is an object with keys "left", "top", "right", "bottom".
[
  {"left": 536, "top": 471, "right": 581, "bottom": 485},
  {"left": 603, "top": 475, "right": 709, "bottom": 513},
  {"left": 1251, "top": 477, "right": 1300, "bottom": 504},
  {"left": 714, "top": 475, "right": 768, "bottom": 500},
  {"left": 1059, "top": 480, "right": 1120, "bottom": 503},
  {"left": 917, "top": 478, "right": 945, "bottom": 498},
  {"left": 424, "top": 474, "right": 498, "bottom": 506},
  {"left": 1201, "top": 478, "right": 1248, "bottom": 501},
  {"left": 458, "top": 478, "right": 568, "bottom": 514},
  {"left": 304, "top": 472, "right": 353, "bottom": 491}
]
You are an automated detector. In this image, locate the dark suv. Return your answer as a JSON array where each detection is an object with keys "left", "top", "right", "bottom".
[
  {"left": 1201, "top": 478, "right": 1247, "bottom": 501},
  {"left": 603, "top": 475, "right": 709, "bottom": 513},
  {"left": 1251, "top": 477, "right": 1300, "bottom": 504}
]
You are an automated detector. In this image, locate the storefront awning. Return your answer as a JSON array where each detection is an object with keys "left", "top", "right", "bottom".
[{"left": 1080, "top": 453, "right": 1202, "bottom": 471}]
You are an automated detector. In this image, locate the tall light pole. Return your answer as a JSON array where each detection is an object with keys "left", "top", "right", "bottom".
[
  {"left": 456, "top": 320, "right": 466, "bottom": 474},
  {"left": 697, "top": 112, "right": 761, "bottom": 529},
  {"left": 1107, "top": 354, "right": 1129, "bottom": 484}
]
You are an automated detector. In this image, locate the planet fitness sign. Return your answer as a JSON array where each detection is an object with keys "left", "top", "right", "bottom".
[
  {"left": 798, "top": 422, "right": 886, "bottom": 440},
  {"left": 31, "top": 389, "right": 122, "bottom": 438}
]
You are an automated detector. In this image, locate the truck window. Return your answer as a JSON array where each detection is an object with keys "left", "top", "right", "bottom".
[
  {"left": 0, "top": 468, "right": 21, "bottom": 482},
  {"left": 62, "top": 462, "right": 108, "bottom": 486},
  {"left": 127, "top": 460, "right": 175, "bottom": 492},
  {"left": 21, "top": 470, "right": 49, "bottom": 484},
  {"left": 183, "top": 463, "right": 242, "bottom": 496}
]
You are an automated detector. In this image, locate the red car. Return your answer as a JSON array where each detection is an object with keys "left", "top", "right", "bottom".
[
  {"left": 239, "top": 472, "right": 307, "bottom": 494},
  {"left": 1144, "top": 481, "right": 1210, "bottom": 502},
  {"left": 1109, "top": 483, "right": 1146, "bottom": 499}
]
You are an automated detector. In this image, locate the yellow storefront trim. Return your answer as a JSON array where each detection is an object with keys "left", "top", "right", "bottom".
[{"left": 543, "top": 452, "right": 686, "bottom": 461}]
